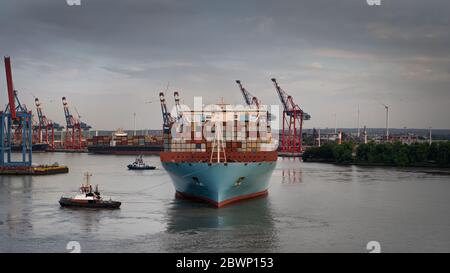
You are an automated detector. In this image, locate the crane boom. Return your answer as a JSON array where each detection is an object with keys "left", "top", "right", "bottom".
[
  {"left": 235, "top": 80, "right": 259, "bottom": 107},
  {"left": 159, "top": 92, "right": 173, "bottom": 131},
  {"left": 271, "top": 78, "right": 291, "bottom": 113},
  {"left": 62, "top": 96, "right": 75, "bottom": 128},
  {"left": 4, "top": 56, "right": 16, "bottom": 119},
  {"left": 174, "top": 91, "right": 182, "bottom": 120},
  {"left": 35, "top": 98, "right": 49, "bottom": 126},
  {"left": 62, "top": 97, "right": 91, "bottom": 130},
  {"left": 271, "top": 78, "right": 310, "bottom": 120}
]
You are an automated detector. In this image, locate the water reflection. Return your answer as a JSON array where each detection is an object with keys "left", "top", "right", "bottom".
[
  {"left": 281, "top": 169, "right": 302, "bottom": 184},
  {"left": 163, "top": 197, "right": 279, "bottom": 252},
  {"left": 0, "top": 176, "right": 34, "bottom": 237},
  {"left": 58, "top": 207, "right": 105, "bottom": 233},
  {"left": 279, "top": 157, "right": 303, "bottom": 184}
]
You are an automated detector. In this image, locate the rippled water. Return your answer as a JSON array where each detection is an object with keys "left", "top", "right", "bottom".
[{"left": 1, "top": 153, "right": 449, "bottom": 252}]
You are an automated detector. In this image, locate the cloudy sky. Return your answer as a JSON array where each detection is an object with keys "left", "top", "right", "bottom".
[{"left": 0, "top": 0, "right": 449, "bottom": 130}]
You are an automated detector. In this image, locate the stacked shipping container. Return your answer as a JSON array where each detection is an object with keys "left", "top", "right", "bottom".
[
  {"left": 166, "top": 108, "right": 276, "bottom": 154},
  {"left": 88, "top": 135, "right": 162, "bottom": 147}
]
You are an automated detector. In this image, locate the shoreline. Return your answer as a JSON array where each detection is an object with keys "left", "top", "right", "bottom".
[{"left": 303, "top": 159, "right": 450, "bottom": 169}]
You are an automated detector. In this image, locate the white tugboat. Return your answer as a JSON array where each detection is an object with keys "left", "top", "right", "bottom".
[
  {"left": 59, "top": 172, "right": 121, "bottom": 209},
  {"left": 127, "top": 155, "right": 156, "bottom": 170}
]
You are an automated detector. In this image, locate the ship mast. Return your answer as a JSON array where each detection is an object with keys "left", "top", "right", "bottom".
[
  {"left": 84, "top": 172, "right": 92, "bottom": 186},
  {"left": 209, "top": 110, "right": 227, "bottom": 163}
]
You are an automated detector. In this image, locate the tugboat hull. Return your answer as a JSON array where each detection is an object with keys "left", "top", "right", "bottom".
[{"left": 59, "top": 197, "right": 121, "bottom": 209}]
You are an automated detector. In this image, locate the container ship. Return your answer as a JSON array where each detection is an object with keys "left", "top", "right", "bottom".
[
  {"left": 87, "top": 129, "right": 163, "bottom": 155},
  {"left": 12, "top": 143, "right": 49, "bottom": 152},
  {"left": 159, "top": 92, "right": 278, "bottom": 207}
]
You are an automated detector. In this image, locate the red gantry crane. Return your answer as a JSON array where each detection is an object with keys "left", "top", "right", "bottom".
[
  {"left": 271, "top": 78, "right": 311, "bottom": 154},
  {"left": 34, "top": 97, "right": 62, "bottom": 150},
  {"left": 62, "top": 96, "right": 91, "bottom": 150}
]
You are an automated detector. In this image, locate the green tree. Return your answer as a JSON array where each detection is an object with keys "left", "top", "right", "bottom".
[
  {"left": 436, "top": 142, "right": 450, "bottom": 166},
  {"left": 332, "top": 142, "right": 353, "bottom": 164},
  {"left": 356, "top": 143, "right": 369, "bottom": 162},
  {"left": 428, "top": 142, "right": 439, "bottom": 162},
  {"left": 305, "top": 141, "right": 450, "bottom": 167},
  {"left": 407, "top": 143, "right": 428, "bottom": 164},
  {"left": 392, "top": 142, "right": 410, "bottom": 166}
]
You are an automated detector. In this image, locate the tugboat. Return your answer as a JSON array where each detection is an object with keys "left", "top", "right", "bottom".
[
  {"left": 127, "top": 155, "right": 156, "bottom": 170},
  {"left": 59, "top": 172, "right": 121, "bottom": 209}
]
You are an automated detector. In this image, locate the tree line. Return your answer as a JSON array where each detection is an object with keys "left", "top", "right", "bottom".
[{"left": 302, "top": 141, "right": 450, "bottom": 167}]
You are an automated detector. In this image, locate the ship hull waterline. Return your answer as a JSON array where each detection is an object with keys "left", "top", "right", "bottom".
[
  {"left": 162, "top": 161, "right": 276, "bottom": 208},
  {"left": 59, "top": 197, "right": 121, "bottom": 209}
]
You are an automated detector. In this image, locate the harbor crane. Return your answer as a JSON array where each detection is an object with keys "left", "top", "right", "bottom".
[
  {"left": 12, "top": 103, "right": 29, "bottom": 145},
  {"left": 34, "top": 97, "right": 62, "bottom": 149},
  {"left": 62, "top": 96, "right": 91, "bottom": 149},
  {"left": 235, "top": 80, "right": 260, "bottom": 108},
  {"left": 0, "top": 56, "right": 32, "bottom": 166},
  {"left": 159, "top": 91, "right": 187, "bottom": 134},
  {"left": 235, "top": 80, "right": 273, "bottom": 136},
  {"left": 173, "top": 91, "right": 183, "bottom": 120},
  {"left": 173, "top": 91, "right": 189, "bottom": 134},
  {"left": 271, "top": 78, "right": 311, "bottom": 154},
  {"left": 159, "top": 92, "right": 174, "bottom": 135}
]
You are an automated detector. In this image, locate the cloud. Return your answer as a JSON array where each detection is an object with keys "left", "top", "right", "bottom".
[
  {"left": 312, "top": 48, "right": 375, "bottom": 60},
  {"left": 309, "top": 62, "right": 323, "bottom": 69},
  {"left": 102, "top": 61, "right": 198, "bottom": 77},
  {"left": 0, "top": 0, "right": 449, "bottom": 129}
]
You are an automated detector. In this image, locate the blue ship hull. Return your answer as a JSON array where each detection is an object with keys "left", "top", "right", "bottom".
[{"left": 162, "top": 161, "right": 276, "bottom": 207}]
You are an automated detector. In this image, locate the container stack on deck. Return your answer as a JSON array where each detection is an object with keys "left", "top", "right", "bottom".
[
  {"left": 87, "top": 134, "right": 163, "bottom": 154},
  {"left": 164, "top": 110, "right": 276, "bottom": 154}
]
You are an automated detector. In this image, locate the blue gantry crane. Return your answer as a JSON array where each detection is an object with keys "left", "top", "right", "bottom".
[
  {"left": 0, "top": 56, "right": 33, "bottom": 166},
  {"left": 159, "top": 92, "right": 174, "bottom": 135}
]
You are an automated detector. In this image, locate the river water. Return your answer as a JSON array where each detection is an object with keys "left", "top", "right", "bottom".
[{"left": 1, "top": 153, "right": 449, "bottom": 252}]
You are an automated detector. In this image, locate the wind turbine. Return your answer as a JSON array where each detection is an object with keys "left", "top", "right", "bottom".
[
  {"left": 334, "top": 113, "right": 337, "bottom": 135},
  {"left": 382, "top": 104, "right": 389, "bottom": 141},
  {"left": 357, "top": 105, "right": 360, "bottom": 138},
  {"left": 429, "top": 126, "right": 432, "bottom": 145}
]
